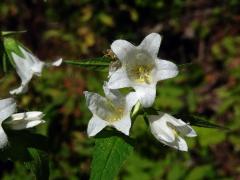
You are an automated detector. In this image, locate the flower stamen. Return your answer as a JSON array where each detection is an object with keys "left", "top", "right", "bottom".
[{"left": 128, "top": 65, "right": 153, "bottom": 84}]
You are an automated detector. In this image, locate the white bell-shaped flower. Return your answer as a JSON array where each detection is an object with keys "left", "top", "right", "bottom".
[
  {"left": 0, "top": 98, "right": 45, "bottom": 149},
  {"left": 10, "top": 46, "right": 62, "bottom": 95},
  {"left": 84, "top": 83, "right": 138, "bottom": 137},
  {"left": 107, "top": 33, "right": 178, "bottom": 107},
  {"left": 0, "top": 98, "right": 16, "bottom": 148},
  {"left": 148, "top": 112, "right": 197, "bottom": 151},
  {"left": 5, "top": 111, "right": 45, "bottom": 130}
]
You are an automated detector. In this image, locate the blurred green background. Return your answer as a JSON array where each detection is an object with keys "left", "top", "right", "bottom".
[{"left": 1, "top": 0, "right": 240, "bottom": 179}]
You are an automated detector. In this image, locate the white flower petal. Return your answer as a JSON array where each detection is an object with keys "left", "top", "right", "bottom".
[
  {"left": 11, "top": 111, "right": 44, "bottom": 121},
  {"left": 175, "top": 136, "right": 188, "bottom": 151},
  {"left": 139, "top": 33, "right": 161, "bottom": 57},
  {"left": 19, "top": 46, "right": 40, "bottom": 64},
  {"left": 162, "top": 136, "right": 188, "bottom": 151},
  {"left": 112, "top": 116, "right": 131, "bottom": 136},
  {"left": 170, "top": 121, "right": 197, "bottom": 137},
  {"left": 10, "top": 52, "right": 33, "bottom": 95},
  {"left": 0, "top": 98, "right": 15, "bottom": 109},
  {"left": 45, "top": 58, "right": 63, "bottom": 67},
  {"left": 0, "top": 98, "right": 16, "bottom": 149},
  {"left": 111, "top": 40, "right": 135, "bottom": 61},
  {"left": 7, "top": 119, "right": 45, "bottom": 130},
  {"left": 4, "top": 111, "right": 45, "bottom": 130},
  {"left": 148, "top": 114, "right": 175, "bottom": 142},
  {"left": 0, "top": 127, "right": 8, "bottom": 149},
  {"left": 84, "top": 91, "right": 106, "bottom": 114},
  {"left": 184, "top": 127, "right": 197, "bottom": 137},
  {"left": 31, "top": 61, "right": 45, "bottom": 76},
  {"left": 51, "top": 58, "right": 62, "bottom": 66},
  {"left": 125, "top": 92, "right": 139, "bottom": 110},
  {"left": 10, "top": 83, "right": 29, "bottom": 95},
  {"left": 84, "top": 91, "right": 117, "bottom": 120},
  {"left": 107, "top": 68, "right": 131, "bottom": 89},
  {"left": 11, "top": 46, "right": 62, "bottom": 95},
  {"left": 103, "top": 82, "right": 122, "bottom": 101},
  {"left": 10, "top": 47, "right": 43, "bottom": 94},
  {"left": 108, "top": 60, "right": 121, "bottom": 77},
  {"left": 154, "top": 59, "right": 179, "bottom": 81},
  {"left": 133, "top": 84, "right": 156, "bottom": 108},
  {"left": 87, "top": 115, "right": 108, "bottom": 137},
  {"left": 24, "top": 120, "right": 45, "bottom": 129},
  {"left": 149, "top": 112, "right": 195, "bottom": 151},
  {"left": 19, "top": 47, "right": 45, "bottom": 76},
  {"left": 162, "top": 113, "right": 197, "bottom": 137},
  {"left": 0, "top": 98, "right": 16, "bottom": 122}
]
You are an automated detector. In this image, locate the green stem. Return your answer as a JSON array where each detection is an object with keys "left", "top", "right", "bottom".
[{"left": 130, "top": 101, "right": 143, "bottom": 125}]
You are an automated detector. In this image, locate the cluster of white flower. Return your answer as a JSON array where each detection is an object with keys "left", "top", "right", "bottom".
[
  {"left": 0, "top": 46, "right": 62, "bottom": 149},
  {"left": 85, "top": 33, "right": 197, "bottom": 151}
]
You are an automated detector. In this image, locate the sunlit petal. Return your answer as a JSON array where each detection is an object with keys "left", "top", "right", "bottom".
[
  {"left": 139, "top": 33, "right": 161, "bottom": 57},
  {"left": 87, "top": 115, "right": 108, "bottom": 137},
  {"left": 112, "top": 116, "right": 131, "bottom": 136},
  {"left": 154, "top": 59, "right": 179, "bottom": 81},
  {"left": 107, "top": 68, "right": 131, "bottom": 89},
  {"left": 133, "top": 84, "right": 156, "bottom": 108},
  {"left": 111, "top": 40, "right": 135, "bottom": 61}
]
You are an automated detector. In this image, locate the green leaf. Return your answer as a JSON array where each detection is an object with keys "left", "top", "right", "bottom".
[
  {"left": 195, "top": 127, "right": 226, "bottom": 147},
  {"left": 0, "top": 38, "right": 5, "bottom": 73},
  {"left": 175, "top": 114, "right": 228, "bottom": 130},
  {"left": 141, "top": 107, "right": 227, "bottom": 130},
  {"left": 0, "top": 37, "right": 12, "bottom": 74},
  {"left": 1, "top": 30, "right": 26, "bottom": 37},
  {"left": 186, "top": 165, "right": 214, "bottom": 180},
  {"left": 143, "top": 107, "right": 159, "bottom": 116},
  {"left": 0, "top": 130, "right": 49, "bottom": 179},
  {"left": 1, "top": 37, "right": 32, "bottom": 74},
  {"left": 0, "top": 130, "right": 48, "bottom": 161},
  {"left": 24, "top": 149, "right": 49, "bottom": 180},
  {"left": 64, "top": 57, "right": 111, "bottom": 71},
  {"left": 3, "top": 37, "right": 25, "bottom": 69},
  {"left": 90, "top": 130, "right": 134, "bottom": 180}
]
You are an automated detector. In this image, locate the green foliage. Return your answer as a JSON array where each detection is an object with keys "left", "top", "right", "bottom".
[
  {"left": 90, "top": 130, "right": 134, "bottom": 180},
  {"left": 24, "top": 149, "right": 49, "bottom": 180},
  {"left": 0, "top": 130, "right": 48, "bottom": 161},
  {"left": 175, "top": 114, "right": 228, "bottom": 130},
  {"left": 1, "top": 0, "right": 240, "bottom": 179},
  {"left": 0, "top": 130, "right": 49, "bottom": 179},
  {"left": 1, "top": 31, "right": 26, "bottom": 37},
  {"left": 1, "top": 37, "right": 24, "bottom": 73},
  {"left": 3, "top": 37, "right": 23, "bottom": 62},
  {"left": 185, "top": 165, "right": 215, "bottom": 180},
  {"left": 196, "top": 127, "right": 226, "bottom": 147},
  {"left": 64, "top": 57, "right": 111, "bottom": 71}
]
